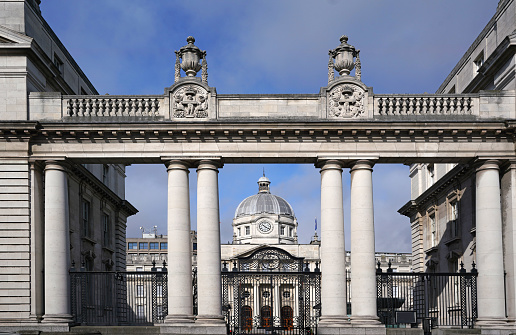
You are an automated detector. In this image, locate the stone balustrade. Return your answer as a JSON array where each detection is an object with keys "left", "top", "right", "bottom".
[
  {"left": 26, "top": 90, "right": 513, "bottom": 121},
  {"left": 65, "top": 96, "right": 163, "bottom": 118},
  {"left": 373, "top": 94, "right": 478, "bottom": 116}
]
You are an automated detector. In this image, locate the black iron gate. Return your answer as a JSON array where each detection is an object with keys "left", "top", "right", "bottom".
[
  {"left": 376, "top": 262, "right": 478, "bottom": 330},
  {"left": 222, "top": 247, "right": 321, "bottom": 335},
  {"left": 70, "top": 261, "right": 168, "bottom": 325}
]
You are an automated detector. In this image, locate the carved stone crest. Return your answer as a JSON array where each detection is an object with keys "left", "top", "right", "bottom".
[
  {"left": 172, "top": 85, "right": 209, "bottom": 118},
  {"left": 328, "top": 84, "right": 365, "bottom": 118}
]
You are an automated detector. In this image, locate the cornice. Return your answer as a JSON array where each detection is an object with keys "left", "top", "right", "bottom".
[{"left": 71, "top": 164, "right": 138, "bottom": 216}]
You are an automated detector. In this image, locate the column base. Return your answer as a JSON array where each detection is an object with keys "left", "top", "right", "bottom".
[
  {"left": 41, "top": 313, "right": 73, "bottom": 324},
  {"left": 318, "top": 315, "right": 351, "bottom": 327},
  {"left": 196, "top": 314, "right": 225, "bottom": 324},
  {"left": 164, "top": 314, "right": 195, "bottom": 323},
  {"left": 475, "top": 317, "right": 509, "bottom": 328},
  {"left": 161, "top": 322, "right": 226, "bottom": 335},
  {"left": 350, "top": 315, "right": 384, "bottom": 327}
]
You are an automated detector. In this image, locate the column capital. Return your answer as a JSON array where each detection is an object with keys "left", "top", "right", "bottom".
[
  {"left": 475, "top": 159, "right": 501, "bottom": 173},
  {"left": 165, "top": 159, "right": 191, "bottom": 172},
  {"left": 349, "top": 159, "right": 376, "bottom": 172},
  {"left": 44, "top": 159, "right": 70, "bottom": 172},
  {"left": 196, "top": 159, "right": 223, "bottom": 171},
  {"left": 316, "top": 159, "right": 344, "bottom": 171}
]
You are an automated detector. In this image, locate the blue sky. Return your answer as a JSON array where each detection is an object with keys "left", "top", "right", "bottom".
[{"left": 39, "top": 1, "right": 497, "bottom": 252}]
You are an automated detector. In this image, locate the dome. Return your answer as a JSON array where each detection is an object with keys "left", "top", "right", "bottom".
[
  {"left": 234, "top": 193, "right": 295, "bottom": 218},
  {"left": 234, "top": 176, "right": 295, "bottom": 218}
]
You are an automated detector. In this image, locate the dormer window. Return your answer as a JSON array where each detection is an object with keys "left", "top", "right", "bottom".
[
  {"left": 53, "top": 53, "right": 64, "bottom": 74},
  {"left": 473, "top": 52, "right": 484, "bottom": 72}
]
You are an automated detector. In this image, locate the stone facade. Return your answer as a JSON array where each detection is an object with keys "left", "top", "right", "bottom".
[
  {"left": 1, "top": 0, "right": 516, "bottom": 334},
  {"left": 0, "top": 0, "right": 136, "bottom": 327},
  {"left": 399, "top": 0, "right": 516, "bottom": 328}
]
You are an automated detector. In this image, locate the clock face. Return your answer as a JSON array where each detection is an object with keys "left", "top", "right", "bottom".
[{"left": 258, "top": 220, "right": 272, "bottom": 233}]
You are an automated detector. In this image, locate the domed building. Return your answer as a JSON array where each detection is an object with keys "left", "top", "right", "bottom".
[{"left": 232, "top": 175, "right": 298, "bottom": 244}]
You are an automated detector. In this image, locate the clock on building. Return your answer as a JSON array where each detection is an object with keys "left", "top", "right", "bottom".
[{"left": 258, "top": 219, "right": 273, "bottom": 233}]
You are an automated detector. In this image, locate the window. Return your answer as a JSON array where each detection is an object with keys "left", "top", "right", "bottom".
[
  {"left": 245, "top": 226, "right": 250, "bottom": 235},
  {"left": 283, "top": 291, "right": 291, "bottom": 298},
  {"left": 53, "top": 53, "right": 63, "bottom": 73},
  {"left": 149, "top": 242, "right": 159, "bottom": 249},
  {"left": 160, "top": 242, "right": 167, "bottom": 250},
  {"left": 289, "top": 227, "right": 293, "bottom": 237},
  {"left": 430, "top": 214, "right": 437, "bottom": 247},
  {"left": 102, "top": 214, "right": 111, "bottom": 246},
  {"left": 139, "top": 242, "right": 148, "bottom": 250},
  {"left": 474, "top": 52, "right": 484, "bottom": 72},
  {"left": 81, "top": 200, "right": 91, "bottom": 237},
  {"left": 136, "top": 266, "right": 143, "bottom": 271},
  {"left": 128, "top": 242, "right": 137, "bottom": 249},
  {"left": 427, "top": 164, "right": 435, "bottom": 187},
  {"left": 157, "top": 284, "right": 163, "bottom": 297},
  {"left": 193, "top": 243, "right": 197, "bottom": 251},
  {"left": 102, "top": 164, "right": 109, "bottom": 185},
  {"left": 280, "top": 226, "right": 285, "bottom": 235},
  {"left": 136, "top": 305, "right": 145, "bottom": 319},
  {"left": 449, "top": 201, "right": 459, "bottom": 238},
  {"left": 238, "top": 227, "right": 241, "bottom": 236}
]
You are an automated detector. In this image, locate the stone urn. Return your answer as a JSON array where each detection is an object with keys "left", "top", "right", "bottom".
[
  {"left": 330, "top": 35, "right": 357, "bottom": 76},
  {"left": 178, "top": 36, "right": 204, "bottom": 77}
]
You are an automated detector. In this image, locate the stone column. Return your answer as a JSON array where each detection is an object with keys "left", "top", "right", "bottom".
[
  {"left": 196, "top": 160, "right": 225, "bottom": 328},
  {"left": 502, "top": 162, "right": 516, "bottom": 323},
  {"left": 317, "top": 160, "right": 348, "bottom": 325},
  {"left": 475, "top": 160, "right": 507, "bottom": 326},
  {"left": 349, "top": 160, "right": 381, "bottom": 325},
  {"left": 42, "top": 161, "right": 72, "bottom": 323},
  {"left": 164, "top": 160, "right": 194, "bottom": 323},
  {"left": 29, "top": 162, "right": 44, "bottom": 322}
]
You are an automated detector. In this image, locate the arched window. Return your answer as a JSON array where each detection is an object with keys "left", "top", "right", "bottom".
[
  {"left": 241, "top": 305, "right": 253, "bottom": 331},
  {"left": 281, "top": 306, "right": 294, "bottom": 330},
  {"left": 261, "top": 305, "right": 272, "bottom": 328}
]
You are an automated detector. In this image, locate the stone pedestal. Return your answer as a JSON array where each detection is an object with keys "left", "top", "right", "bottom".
[
  {"left": 42, "top": 161, "right": 72, "bottom": 324},
  {"left": 475, "top": 160, "right": 507, "bottom": 326},
  {"left": 164, "top": 160, "right": 194, "bottom": 323}
]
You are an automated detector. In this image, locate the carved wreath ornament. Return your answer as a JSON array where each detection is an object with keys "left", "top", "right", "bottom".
[
  {"left": 172, "top": 85, "right": 208, "bottom": 118},
  {"left": 328, "top": 84, "right": 365, "bottom": 118}
]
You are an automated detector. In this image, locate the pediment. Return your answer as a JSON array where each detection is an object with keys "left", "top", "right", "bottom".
[{"left": 0, "top": 25, "right": 33, "bottom": 44}]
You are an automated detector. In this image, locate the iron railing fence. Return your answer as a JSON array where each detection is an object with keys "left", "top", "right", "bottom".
[
  {"left": 70, "top": 263, "right": 167, "bottom": 326},
  {"left": 375, "top": 263, "right": 477, "bottom": 329}
]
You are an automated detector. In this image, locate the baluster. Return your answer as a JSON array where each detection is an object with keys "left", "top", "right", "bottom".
[
  {"left": 404, "top": 97, "right": 411, "bottom": 115},
  {"left": 424, "top": 98, "right": 430, "bottom": 114},
  {"left": 144, "top": 99, "right": 150, "bottom": 116},
  {"left": 377, "top": 98, "right": 383, "bottom": 115},
  {"left": 86, "top": 99, "right": 93, "bottom": 117},
  {"left": 412, "top": 98, "right": 418, "bottom": 114},
  {"left": 392, "top": 98, "right": 400, "bottom": 115},
  {"left": 117, "top": 99, "right": 123, "bottom": 116},
  {"left": 123, "top": 99, "right": 130, "bottom": 116},
  {"left": 417, "top": 98, "right": 424, "bottom": 114},
  {"left": 466, "top": 97, "right": 472, "bottom": 113},
  {"left": 446, "top": 97, "right": 451, "bottom": 114},
  {"left": 106, "top": 99, "right": 113, "bottom": 117},
  {"left": 438, "top": 98, "right": 444, "bottom": 114},
  {"left": 399, "top": 98, "right": 405, "bottom": 115},
  {"left": 99, "top": 99, "right": 105, "bottom": 117},
  {"left": 384, "top": 98, "right": 390, "bottom": 115},
  {"left": 459, "top": 97, "right": 465, "bottom": 114},
  {"left": 451, "top": 97, "right": 457, "bottom": 112},
  {"left": 151, "top": 99, "right": 158, "bottom": 116},
  {"left": 67, "top": 100, "right": 73, "bottom": 117},
  {"left": 78, "top": 99, "right": 83, "bottom": 117}
]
